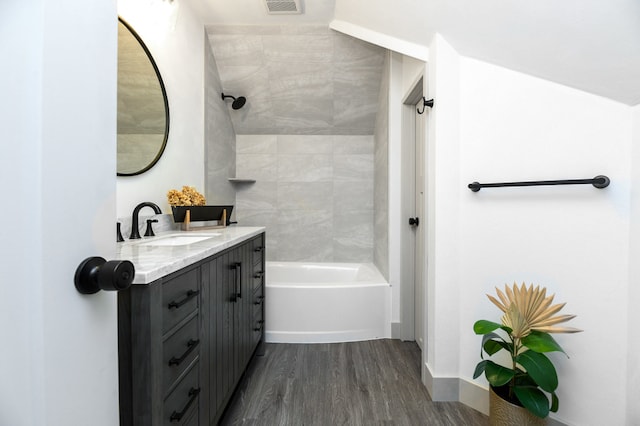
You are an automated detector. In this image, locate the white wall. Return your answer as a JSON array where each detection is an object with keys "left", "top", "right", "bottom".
[
  {"left": 456, "top": 57, "right": 632, "bottom": 425},
  {"left": 425, "top": 35, "right": 463, "bottom": 386},
  {"left": 381, "top": 31, "right": 635, "bottom": 424},
  {"left": 628, "top": 105, "right": 640, "bottom": 424},
  {"left": 401, "top": 57, "right": 426, "bottom": 95},
  {"left": 117, "top": 0, "right": 205, "bottom": 217}
]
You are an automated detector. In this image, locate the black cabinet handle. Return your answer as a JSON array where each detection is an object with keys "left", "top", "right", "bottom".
[
  {"left": 168, "top": 339, "right": 199, "bottom": 366},
  {"left": 254, "top": 246, "right": 264, "bottom": 252},
  {"left": 235, "top": 262, "right": 242, "bottom": 299},
  {"left": 168, "top": 290, "right": 199, "bottom": 310},
  {"left": 169, "top": 387, "right": 200, "bottom": 422},
  {"left": 254, "top": 271, "right": 264, "bottom": 279},
  {"left": 253, "top": 320, "right": 265, "bottom": 332},
  {"left": 254, "top": 295, "right": 265, "bottom": 305},
  {"left": 229, "top": 262, "right": 242, "bottom": 302}
]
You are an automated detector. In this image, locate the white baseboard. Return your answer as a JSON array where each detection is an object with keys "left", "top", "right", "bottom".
[
  {"left": 459, "top": 378, "right": 489, "bottom": 415},
  {"left": 264, "top": 330, "right": 388, "bottom": 344},
  {"left": 391, "top": 322, "right": 402, "bottom": 339},
  {"left": 423, "top": 363, "right": 459, "bottom": 401}
]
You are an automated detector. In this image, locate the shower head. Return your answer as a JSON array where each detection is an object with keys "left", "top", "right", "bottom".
[
  {"left": 232, "top": 96, "right": 246, "bottom": 110},
  {"left": 221, "top": 93, "right": 247, "bottom": 110}
]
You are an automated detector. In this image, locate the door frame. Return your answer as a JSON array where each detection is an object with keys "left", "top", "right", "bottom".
[{"left": 400, "top": 75, "right": 425, "bottom": 341}]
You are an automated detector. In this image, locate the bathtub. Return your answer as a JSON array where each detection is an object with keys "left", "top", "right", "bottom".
[{"left": 265, "top": 262, "right": 391, "bottom": 344}]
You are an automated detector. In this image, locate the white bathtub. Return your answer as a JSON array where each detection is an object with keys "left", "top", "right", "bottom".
[{"left": 265, "top": 262, "right": 391, "bottom": 344}]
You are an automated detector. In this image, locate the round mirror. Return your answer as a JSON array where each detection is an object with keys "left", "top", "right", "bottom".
[{"left": 117, "top": 17, "right": 170, "bottom": 176}]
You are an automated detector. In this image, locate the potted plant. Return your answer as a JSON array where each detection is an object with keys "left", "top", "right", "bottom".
[{"left": 473, "top": 283, "right": 581, "bottom": 424}]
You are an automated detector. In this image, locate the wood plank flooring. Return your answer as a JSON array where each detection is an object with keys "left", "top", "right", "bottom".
[{"left": 219, "top": 339, "right": 488, "bottom": 425}]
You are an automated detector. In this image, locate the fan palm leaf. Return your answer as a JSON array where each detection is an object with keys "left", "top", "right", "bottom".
[{"left": 487, "top": 283, "right": 582, "bottom": 338}]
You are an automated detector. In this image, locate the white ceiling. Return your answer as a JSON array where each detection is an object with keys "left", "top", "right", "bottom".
[
  {"left": 184, "top": 0, "right": 336, "bottom": 25},
  {"left": 185, "top": 0, "right": 640, "bottom": 106}
]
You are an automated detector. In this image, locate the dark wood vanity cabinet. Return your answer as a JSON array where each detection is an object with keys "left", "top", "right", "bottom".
[
  {"left": 118, "top": 262, "right": 202, "bottom": 426},
  {"left": 118, "top": 233, "right": 265, "bottom": 426}
]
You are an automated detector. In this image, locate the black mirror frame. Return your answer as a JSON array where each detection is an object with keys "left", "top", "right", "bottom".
[{"left": 117, "top": 17, "right": 170, "bottom": 177}]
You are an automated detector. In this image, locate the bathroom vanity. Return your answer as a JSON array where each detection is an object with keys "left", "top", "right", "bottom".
[{"left": 116, "top": 227, "right": 265, "bottom": 426}]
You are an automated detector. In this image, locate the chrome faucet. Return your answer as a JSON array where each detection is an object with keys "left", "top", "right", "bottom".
[{"left": 129, "top": 202, "right": 162, "bottom": 239}]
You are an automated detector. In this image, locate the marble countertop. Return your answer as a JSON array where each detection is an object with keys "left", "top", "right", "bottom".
[{"left": 116, "top": 226, "right": 265, "bottom": 284}]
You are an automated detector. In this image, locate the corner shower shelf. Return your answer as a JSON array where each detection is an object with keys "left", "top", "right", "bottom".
[{"left": 228, "top": 178, "right": 256, "bottom": 184}]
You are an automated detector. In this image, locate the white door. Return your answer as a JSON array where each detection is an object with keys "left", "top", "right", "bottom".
[
  {"left": 1, "top": 1, "right": 119, "bottom": 425},
  {"left": 413, "top": 101, "right": 426, "bottom": 350}
]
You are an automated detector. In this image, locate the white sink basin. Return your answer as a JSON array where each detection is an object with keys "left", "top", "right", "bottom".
[{"left": 138, "top": 233, "right": 221, "bottom": 247}]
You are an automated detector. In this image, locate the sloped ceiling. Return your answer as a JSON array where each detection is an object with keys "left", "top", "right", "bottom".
[
  {"left": 186, "top": 0, "right": 640, "bottom": 106},
  {"left": 334, "top": 0, "right": 640, "bottom": 105}
]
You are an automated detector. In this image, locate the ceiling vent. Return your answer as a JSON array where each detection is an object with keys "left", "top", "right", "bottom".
[{"left": 264, "top": 0, "right": 303, "bottom": 14}]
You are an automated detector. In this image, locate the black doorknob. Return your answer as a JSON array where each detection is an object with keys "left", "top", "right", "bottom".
[
  {"left": 409, "top": 217, "right": 420, "bottom": 226},
  {"left": 74, "top": 256, "right": 135, "bottom": 294}
]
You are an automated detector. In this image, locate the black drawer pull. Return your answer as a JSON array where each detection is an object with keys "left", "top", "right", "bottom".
[
  {"left": 254, "top": 246, "right": 263, "bottom": 252},
  {"left": 253, "top": 319, "right": 265, "bottom": 331},
  {"left": 254, "top": 271, "right": 264, "bottom": 279},
  {"left": 168, "top": 339, "right": 200, "bottom": 366},
  {"left": 169, "top": 387, "right": 200, "bottom": 422},
  {"left": 254, "top": 295, "right": 265, "bottom": 305},
  {"left": 168, "top": 290, "right": 199, "bottom": 310}
]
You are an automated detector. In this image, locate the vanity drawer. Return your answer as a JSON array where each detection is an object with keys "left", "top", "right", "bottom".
[
  {"left": 252, "top": 286, "right": 264, "bottom": 346},
  {"left": 252, "top": 313, "right": 264, "bottom": 346},
  {"left": 251, "top": 268, "right": 264, "bottom": 292},
  {"left": 162, "top": 268, "right": 200, "bottom": 333},
  {"left": 163, "top": 315, "right": 199, "bottom": 395},
  {"left": 164, "top": 363, "right": 200, "bottom": 426},
  {"left": 183, "top": 408, "right": 199, "bottom": 426},
  {"left": 251, "top": 236, "right": 264, "bottom": 266},
  {"left": 252, "top": 288, "right": 264, "bottom": 317}
]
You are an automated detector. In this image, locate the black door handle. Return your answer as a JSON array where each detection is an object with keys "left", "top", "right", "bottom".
[
  {"left": 74, "top": 257, "right": 135, "bottom": 294},
  {"left": 409, "top": 217, "right": 420, "bottom": 226}
]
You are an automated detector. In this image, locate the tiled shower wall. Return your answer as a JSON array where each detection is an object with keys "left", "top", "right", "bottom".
[
  {"left": 204, "top": 35, "right": 236, "bottom": 207},
  {"left": 207, "top": 25, "right": 385, "bottom": 136},
  {"left": 235, "top": 134, "right": 374, "bottom": 262}
]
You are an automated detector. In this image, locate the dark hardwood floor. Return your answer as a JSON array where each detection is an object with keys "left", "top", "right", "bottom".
[{"left": 219, "top": 339, "right": 488, "bottom": 425}]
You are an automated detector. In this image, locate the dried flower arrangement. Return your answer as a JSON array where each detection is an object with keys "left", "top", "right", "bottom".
[{"left": 167, "top": 186, "right": 206, "bottom": 207}]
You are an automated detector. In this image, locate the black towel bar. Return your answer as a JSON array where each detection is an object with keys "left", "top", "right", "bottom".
[{"left": 468, "top": 175, "right": 610, "bottom": 192}]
